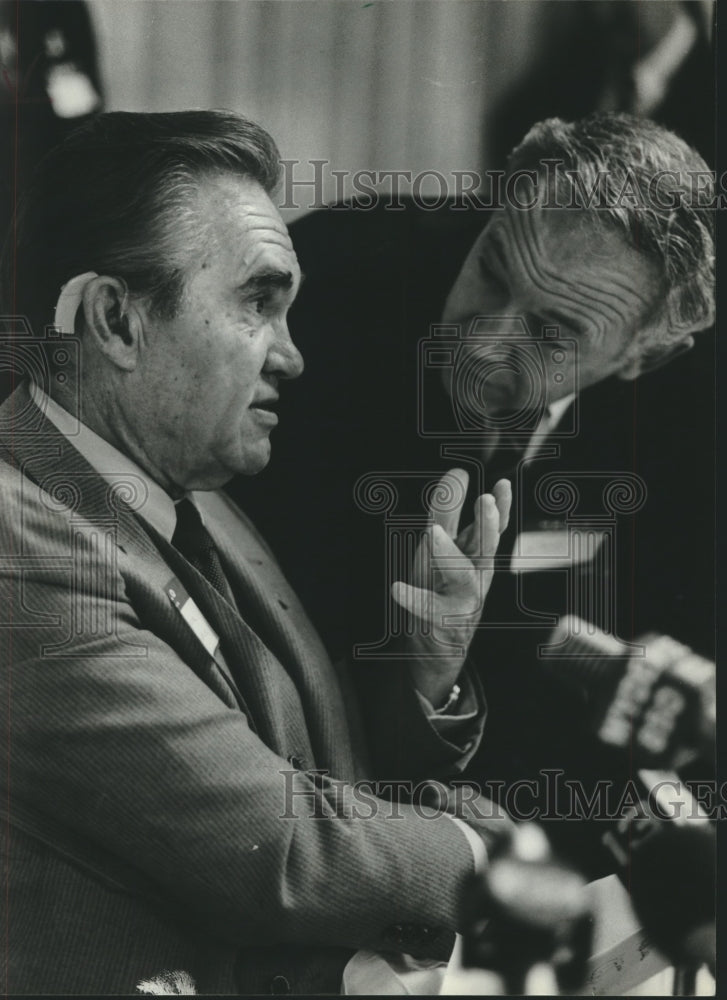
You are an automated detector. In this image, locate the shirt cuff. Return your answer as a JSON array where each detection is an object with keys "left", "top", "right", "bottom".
[
  {"left": 447, "top": 814, "right": 488, "bottom": 874},
  {"left": 415, "top": 672, "right": 478, "bottom": 734}
]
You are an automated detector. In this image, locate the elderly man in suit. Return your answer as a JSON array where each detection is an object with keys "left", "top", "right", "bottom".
[{"left": 0, "top": 111, "right": 513, "bottom": 995}]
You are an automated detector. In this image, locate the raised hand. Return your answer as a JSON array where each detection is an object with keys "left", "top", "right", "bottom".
[{"left": 391, "top": 468, "right": 511, "bottom": 707}]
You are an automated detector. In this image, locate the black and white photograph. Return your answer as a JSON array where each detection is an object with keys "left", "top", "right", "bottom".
[{"left": 0, "top": 1, "right": 719, "bottom": 995}]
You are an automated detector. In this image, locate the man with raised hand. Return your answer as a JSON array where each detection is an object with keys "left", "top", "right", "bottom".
[{"left": 244, "top": 112, "right": 714, "bottom": 872}]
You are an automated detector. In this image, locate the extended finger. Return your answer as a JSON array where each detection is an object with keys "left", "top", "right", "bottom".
[
  {"left": 429, "top": 467, "right": 469, "bottom": 539},
  {"left": 471, "top": 493, "right": 502, "bottom": 559},
  {"left": 492, "top": 478, "right": 512, "bottom": 533}
]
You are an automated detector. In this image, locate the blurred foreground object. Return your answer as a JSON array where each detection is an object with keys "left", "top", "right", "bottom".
[
  {"left": 548, "top": 617, "right": 716, "bottom": 976},
  {"left": 602, "top": 780, "right": 716, "bottom": 975},
  {"left": 547, "top": 617, "right": 715, "bottom": 773},
  {"left": 459, "top": 823, "right": 593, "bottom": 995}
]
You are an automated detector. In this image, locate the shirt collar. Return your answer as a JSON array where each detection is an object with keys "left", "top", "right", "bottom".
[
  {"left": 31, "top": 383, "right": 180, "bottom": 541},
  {"left": 547, "top": 393, "right": 576, "bottom": 427},
  {"left": 521, "top": 393, "right": 576, "bottom": 463}
]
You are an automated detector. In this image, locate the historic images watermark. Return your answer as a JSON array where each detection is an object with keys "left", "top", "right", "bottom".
[
  {"left": 279, "top": 158, "right": 726, "bottom": 212},
  {"left": 279, "top": 768, "right": 726, "bottom": 823}
]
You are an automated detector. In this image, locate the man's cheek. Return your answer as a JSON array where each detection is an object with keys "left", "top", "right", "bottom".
[{"left": 464, "top": 281, "right": 497, "bottom": 322}]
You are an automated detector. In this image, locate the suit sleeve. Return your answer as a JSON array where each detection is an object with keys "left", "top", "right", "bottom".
[
  {"left": 348, "top": 655, "right": 487, "bottom": 783},
  {"left": 0, "top": 482, "right": 479, "bottom": 955}
]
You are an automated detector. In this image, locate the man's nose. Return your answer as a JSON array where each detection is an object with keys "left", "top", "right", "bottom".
[{"left": 267, "top": 320, "right": 304, "bottom": 380}]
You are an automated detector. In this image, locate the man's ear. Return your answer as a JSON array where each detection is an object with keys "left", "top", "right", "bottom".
[
  {"left": 80, "top": 276, "right": 142, "bottom": 372},
  {"left": 618, "top": 336, "right": 695, "bottom": 381}
]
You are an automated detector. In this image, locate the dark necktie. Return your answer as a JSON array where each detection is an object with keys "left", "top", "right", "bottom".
[
  {"left": 483, "top": 409, "right": 555, "bottom": 487},
  {"left": 480, "top": 429, "right": 527, "bottom": 490},
  {"left": 172, "top": 497, "right": 236, "bottom": 606}
]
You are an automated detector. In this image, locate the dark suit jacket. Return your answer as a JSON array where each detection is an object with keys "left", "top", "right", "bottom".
[
  {"left": 0, "top": 383, "right": 488, "bottom": 995},
  {"left": 238, "top": 198, "right": 715, "bottom": 875}
]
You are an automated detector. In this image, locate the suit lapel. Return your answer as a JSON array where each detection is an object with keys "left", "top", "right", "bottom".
[
  {"left": 146, "top": 524, "right": 318, "bottom": 762},
  {"left": 196, "top": 491, "right": 356, "bottom": 777},
  {"left": 0, "top": 386, "right": 257, "bottom": 720}
]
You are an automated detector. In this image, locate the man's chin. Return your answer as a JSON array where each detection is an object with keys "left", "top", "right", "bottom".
[
  {"left": 237, "top": 442, "right": 272, "bottom": 477},
  {"left": 189, "top": 443, "right": 272, "bottom": 489}
]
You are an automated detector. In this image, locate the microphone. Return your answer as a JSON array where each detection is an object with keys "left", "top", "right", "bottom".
[
  {"left": 601, "top": 784, "right": 715, "bottom": 973},
  {"left": 545, "top": 617, "right": 716, "bottom": 975},
  {"left": 459, "top": 823, "right": 593, "bottom": 995},
  {"left": 545, "top": 616, "right": 715, "bottom": 772}
]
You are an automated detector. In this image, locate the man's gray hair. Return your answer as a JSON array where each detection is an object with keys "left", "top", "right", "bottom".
[{"left": 508, "top": 113, "right": 715, "bottom": 350}]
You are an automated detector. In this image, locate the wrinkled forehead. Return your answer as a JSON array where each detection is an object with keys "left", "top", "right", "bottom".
[
  {"left": 191, "top": 172, "right": 298, "bottom": 274},
  {"left": 475, "top": 203, "right": 663, "bottom": 335},
  {"left": 488, "top": 202, "right": 654, "bottom": 277}
]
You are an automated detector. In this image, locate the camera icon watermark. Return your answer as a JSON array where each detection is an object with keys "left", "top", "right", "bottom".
[{"left": 418, "top": 316, "right": 579, "bottom": 441}]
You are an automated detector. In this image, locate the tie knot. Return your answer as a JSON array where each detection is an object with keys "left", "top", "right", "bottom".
[
  {"left": 172, "top": 498, "right": 213, "bottom": 560},
  {"left": 171, "top": 498, "right": 235, "bottom": 603}
]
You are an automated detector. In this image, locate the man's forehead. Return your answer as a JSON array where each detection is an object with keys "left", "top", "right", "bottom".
[
  {"left": 195, "top": 173, "right": 289, "bottom": 238},
  {"left": 475, "top": 201, "right": 661, "bottom": 327},
  {"left": 191, "top": 172, "right": 298, "bottom": 273},
  {"left": 489, "top": 204, "right": 626, "bottom": 265}
]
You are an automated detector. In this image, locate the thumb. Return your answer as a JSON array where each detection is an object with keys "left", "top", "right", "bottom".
[{"left": 391, "top": 580, "right": 435, "bottom": 623}]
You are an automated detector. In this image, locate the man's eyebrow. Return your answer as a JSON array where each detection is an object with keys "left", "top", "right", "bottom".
[{"left": 239, "top": 270, "right": 297, "bottom": 293}]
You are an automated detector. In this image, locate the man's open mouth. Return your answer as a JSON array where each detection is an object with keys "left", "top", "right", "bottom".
[
  {"left": 250, "top": 396, "right": 279, "bottom": 413},
  {"left": 250, "top": 399, "right": 279, "bottom": 424}
]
